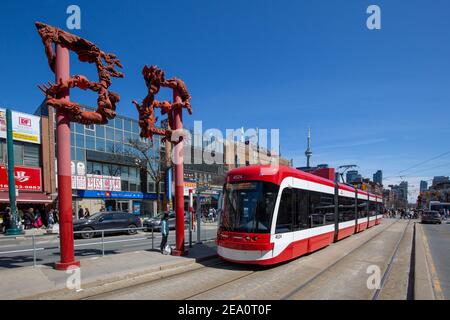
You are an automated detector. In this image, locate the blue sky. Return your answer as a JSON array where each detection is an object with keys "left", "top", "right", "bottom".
[{"left": 1, "top": 0, "right": 450, "bottom": 201}]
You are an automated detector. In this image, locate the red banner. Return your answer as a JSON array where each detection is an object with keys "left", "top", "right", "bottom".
[{"left": 0, "top": 165, "right": 42, "bottom": 192}]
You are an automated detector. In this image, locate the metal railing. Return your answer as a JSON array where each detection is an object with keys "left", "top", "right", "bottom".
[
  {"left": 0, "top": 233, "right": 45, "bottom": 267},
  {"left": 0, "top": 224, "right": 219, "bottom": 268},
  {"left": 0, "top": 226, "right": 155, "bottom": 267}
]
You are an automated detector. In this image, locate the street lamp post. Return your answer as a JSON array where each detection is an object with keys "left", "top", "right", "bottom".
[{"left": 5, "top": 109, "right": 23, "bottom": 235}]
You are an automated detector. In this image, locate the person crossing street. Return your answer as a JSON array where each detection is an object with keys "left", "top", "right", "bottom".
[{"left": 160, "top": 212, "right": 170, "bottom": 254}]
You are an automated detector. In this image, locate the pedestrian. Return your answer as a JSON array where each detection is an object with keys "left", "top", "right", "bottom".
[
  {"left": 24, "top": 208, "right": 35, "bottom": 230},
  {"left": 47, "top": 210, "right": 55, "bottom": 229},
  {"left": 78, "top": 207, "right": 84, "bottom": 220},
  {"left": 84, "top": 208, "right": 90, "bottom": 218},
  {"left": 33, "top": 210, "right": 43, "bottom": 228},
  {"left": 160, "top": 212, "right": 170, "bottom": 254},
  {"left": 53, "top": 208, "right": 59, "bottom": 224},
  {"left": 1, "top": 207, "right": 11, "bottom": 233}
]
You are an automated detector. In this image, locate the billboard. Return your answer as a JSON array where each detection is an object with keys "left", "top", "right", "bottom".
[
  {"left": 0, "top": 108, "right": 41, "bottom": 144},
  {"left": 0, "top": 165, "right": 42, "bottom": 192}
]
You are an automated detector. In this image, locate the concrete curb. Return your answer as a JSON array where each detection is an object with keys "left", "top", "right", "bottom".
[
  {"left": 414, "top": 223, "right": 438, "bottom": 300},
  {"left": 20, "top": 252, "right": 219, "bottom": 300}
]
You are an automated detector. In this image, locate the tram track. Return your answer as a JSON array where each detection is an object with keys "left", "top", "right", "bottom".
[
  {"left": 281, "top": 219, "right": 410, "bottom": 300},
  {"left": 79, "top": 258, "right": 231, "bottom": 300},
  {"left": 371, "top": 220, "right": 411, "bottom": 300},
  {"left": 82, "top": 219, "right": 408, "bottom": 300},
  {"left": 185, "top": 219, "right": 406, "bottom": 300}
]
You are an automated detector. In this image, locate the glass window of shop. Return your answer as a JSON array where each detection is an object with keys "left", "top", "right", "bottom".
[
  {"left": 86, "top": 160, "right": 142, "bottom": 192},
  {"left": 0, "top": 140, "right": 41, "bottom": 167},
  {"left": 124, "top": 119, "right": 132, "bottom": 132}
]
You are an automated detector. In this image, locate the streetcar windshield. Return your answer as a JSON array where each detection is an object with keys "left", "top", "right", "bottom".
[{"left": 220, "top": 181, "right": 279, "bottom": 233}]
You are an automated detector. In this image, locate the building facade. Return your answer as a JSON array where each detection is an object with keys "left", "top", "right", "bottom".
[
  {"left": 0, "top": 107, "right": 52, "bottom": 212},
  {"left": 35, "top": 103, "right": 164, "bottom": 217},
  {"left": 420, "top": 180, "right": 428, "bottom": 193},
  {"left": 373, "top": 170, "right": 382, "bottom": 185},
  {"left": 346, "top": 170, "right": 362, "bottom": 183}
]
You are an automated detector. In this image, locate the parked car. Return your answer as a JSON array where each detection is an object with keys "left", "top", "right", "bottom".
[
  {"left": 421, "top": 211, "right": 442, "bottom": 224},
  {"left": 143, "top": 211, "right": 190, "bottom": 231},
  {"left": 73, "top": 211, "right": 142, "bottom": 239}
]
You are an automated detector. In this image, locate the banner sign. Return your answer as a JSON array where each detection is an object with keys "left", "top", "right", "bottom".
[
  {"left": 0, "top": 108, "right": 41, "bottom": 144},
  {"left": 83, "top": 174, "right": 121, "bottom": 191},
  {"left": 77, "top": 190, "right": 163, "bottom": 200},
  {"left": 0, "top": 165, "right": 42, "bottom": 192},
  {"left": 184, "top": 181, "right": 197, "bottom": 196}
]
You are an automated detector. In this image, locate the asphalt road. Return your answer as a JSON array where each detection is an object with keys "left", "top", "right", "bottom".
[
  {"left": 421, "top": 220, "right": 450, "bottom": 299},
  {"left": 0, "top": 225, "right": 218, "bottom": 269}
]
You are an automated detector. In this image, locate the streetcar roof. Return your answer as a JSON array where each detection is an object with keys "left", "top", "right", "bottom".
[{"left": 226, "top": 165, "right": 382, "bottom": 198}]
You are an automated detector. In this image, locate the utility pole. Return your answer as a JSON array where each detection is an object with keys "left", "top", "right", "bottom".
[{"left": 5, "top": 109, "right": 22, "bottom": 235}]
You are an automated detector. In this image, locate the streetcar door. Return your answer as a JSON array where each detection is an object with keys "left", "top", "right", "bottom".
[{"left": 273, "top": 187, "right": 294, "bottom": 258}]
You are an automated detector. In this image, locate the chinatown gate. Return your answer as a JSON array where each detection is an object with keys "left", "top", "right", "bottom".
[{"left": 35, "top": 22, "right": 191, "bottom": 269}]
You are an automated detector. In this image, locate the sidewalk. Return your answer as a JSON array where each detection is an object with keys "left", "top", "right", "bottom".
[{"left": 0, "top": 242, "right": 218, "bottom": 300}]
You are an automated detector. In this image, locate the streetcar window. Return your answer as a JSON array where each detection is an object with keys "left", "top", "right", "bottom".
[
  {"left": 276, "top": 188, "right": 293, "bottom": 233},
  {"left": 357, "top": 199, "right": 368, "bottom": 218},
  {"left": 369, "top": 201, "right": 377, "bottom": 216},
  {"left": 338, "top": 196, "right": 356, "bottom": 222},
  {"left": 221, "top": 181, "right": 279, "bottom": 233},
  {"left": 309, "top": 191, "right": 335, "bottom": 227},
  {"left": 293, "top": 189, "right": 309, "bottom": 230}
]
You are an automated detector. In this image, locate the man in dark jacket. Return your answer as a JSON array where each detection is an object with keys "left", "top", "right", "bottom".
[
  {"left": 160, "top": 212, "right": 170, "bottom": 254},
  {"left": 2, "top": 208, "right": 11, "bottom": 233},
  {"left": 24, "top": 208, "right": 35, "bottom": 230},
  {"left": 78, "top": 207, "right": 84, "bottom": 220}
]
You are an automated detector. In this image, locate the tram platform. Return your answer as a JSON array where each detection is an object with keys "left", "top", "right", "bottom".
[{"left": 0, "top": 242, "right": 218, "bottom": 300}]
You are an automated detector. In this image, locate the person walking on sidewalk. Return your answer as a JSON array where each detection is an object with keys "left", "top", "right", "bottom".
[
  {"left": 24, "top": 208, "right": 35, "bottom": 230},
  {"left": 160, "top": 212, "right": 170, "bottom": 254},
  {"left": 1, "top": 207, "right": 11, "bottom": 233}
]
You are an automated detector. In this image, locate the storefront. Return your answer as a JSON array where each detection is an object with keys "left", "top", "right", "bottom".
[
  {"left": 74, "top": 190, "right": 162, "bottom": 216},
  {"left": 0, "top": 108, "right": 51, "bottom": 212},
  {"left": 0, "top": 165, "right": 52, "bottom": 214}
]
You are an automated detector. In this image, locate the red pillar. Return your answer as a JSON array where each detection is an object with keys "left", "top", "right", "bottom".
[
  {"left": 54, "top": 44, "right": 80, "bottom": 270},
  {"left": 172, "top": 89, "right": 186, "bottom": 256}
]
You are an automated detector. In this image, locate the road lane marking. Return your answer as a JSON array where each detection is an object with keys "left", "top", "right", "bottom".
[
  {"left": 420, "top": 224, "right": 445, "bottom": 300},
  {"left": 0, "top": 247, "right": 45, "bottom": 254},
  {"left": 74, "top": 237, "right": 149, "bottom": 248}
]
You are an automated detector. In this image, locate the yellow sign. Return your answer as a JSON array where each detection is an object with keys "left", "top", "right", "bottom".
[{"left": 12, "top": 132, "right": 39, "bottom": 143}]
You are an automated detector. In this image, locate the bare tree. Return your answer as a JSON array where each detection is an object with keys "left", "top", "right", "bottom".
[{"left": 122, "top": 138, "right": 167, "bottom": 213}]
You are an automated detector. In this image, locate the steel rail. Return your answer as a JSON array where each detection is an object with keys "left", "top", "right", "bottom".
[{"left": 281, "top": 219, "right": 404, "bottom": 300}]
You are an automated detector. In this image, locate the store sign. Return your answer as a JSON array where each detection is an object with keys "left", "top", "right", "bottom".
[
  {"left": 0, "top": 108, "right": 41, "bottom": 144},
  {"left": 0, "top": 165, "right": 42, "bottom": 192},
  {"left": 83, "top": 174, "right": 121, "bottom": 191},
  {"left": 78, "top": 190, "right": 143, "bottom": 199},
  {"left": 133, "top": 202, "right": 141, "bottom": 215},
  {"left": 76, "top": 176, "right": 86, "bottom": 189},
  {"left": 183, "top": 181, "right": 197, "bottom": 196}
]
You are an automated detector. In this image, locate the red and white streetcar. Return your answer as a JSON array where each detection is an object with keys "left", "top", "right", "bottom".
[{"left": 217, "top": 165, "right": 383, "bottom": 265}]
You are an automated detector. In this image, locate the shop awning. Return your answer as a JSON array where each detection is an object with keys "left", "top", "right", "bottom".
[{"left": 0, "top": 192, "right": 53, "bottom": 203}]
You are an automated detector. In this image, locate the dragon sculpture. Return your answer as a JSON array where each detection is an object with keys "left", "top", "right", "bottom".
[
  {"left": 35, "top": 22, "right": 124, "bottom": 125},
  {"left": 133, "top": 65, "right": 192, "bottom": 142}
]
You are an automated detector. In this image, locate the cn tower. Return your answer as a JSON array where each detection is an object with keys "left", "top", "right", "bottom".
[{"left": 305, "top": 128, "right": 312, "bottom": 168}]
